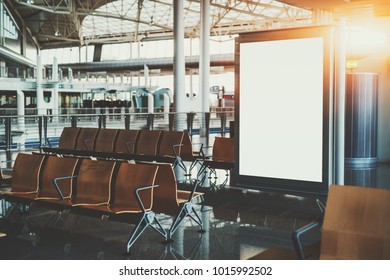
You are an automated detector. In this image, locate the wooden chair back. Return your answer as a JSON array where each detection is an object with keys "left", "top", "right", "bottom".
[
  {"left": 321, "top": 185, "right": 390, "bottom": 260},
  {"left": 11, "top": 153, "right": 45, "bottom": 193},
  {"left": 94, "top": 128, "right": 119, "bottom": 153},
  {"left": 74, "top": 159, "right": 116, "bottom": 204},
  {"left": 145, "top": 162, "right": 179, "bottom": 213},
  {"left": 180, "top": 132, "right": 195, "bottom": 160},
  {"left": 136, "top": 130, "right": 162, "bottom": 156},
  {"left": 158, "top": 131, "right": 184, "bottom": 157},
  {"left": 212, "top": 137, "right": 234, "bottom": 163},
  {"left": 114, "top": 129, "right": 139, "bottom": 154},
  {"left": 75, "top": 128, "right": 99, "bottom": 151},
  {"left": 39, "top": 156, "right": 79, "bottom": 199},
  {"left": 111, "top": 162, "right": 159, "bottom": 211},
  {"left": 59, "top": 127, "right": 80, "bottom": 149}
]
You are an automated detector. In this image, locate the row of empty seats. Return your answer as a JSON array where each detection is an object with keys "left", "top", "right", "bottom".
[
  {"left": 42, "top": 127, "right": 201, "bottom": 165},
  {"left": 42, "top": 127, "right": 236, "bottom": 186},
  {"left": 0, "top": 153, "right": 204, "bottom": 252}
]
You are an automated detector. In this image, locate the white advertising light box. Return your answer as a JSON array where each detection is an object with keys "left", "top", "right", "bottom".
[{"left": 235, "top": 26, "right": 333, "bottom": 194}]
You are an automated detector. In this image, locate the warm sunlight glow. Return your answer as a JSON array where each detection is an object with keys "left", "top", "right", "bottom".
[{"left": 347, "top": 25, "right": 387, "bottom": 58}]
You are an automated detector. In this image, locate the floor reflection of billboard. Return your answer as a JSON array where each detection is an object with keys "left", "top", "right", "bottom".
[{"left": 239, "top": 37, "right": 324, "bottom": 183}]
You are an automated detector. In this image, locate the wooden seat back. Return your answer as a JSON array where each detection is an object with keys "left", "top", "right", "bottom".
[
  {"left": 73, "top": 159, "right": 116, "bottom": 204},
  {"left": 10, "top": 153, "right": 45, "bottom": 193},
  {"left": 143, "top": 162, "right": 179, "bottom": 213},
  {"left": 111, "top": 163, "right": 159, "bottom": 211},
  {"left": 180, "top": 132, "right": 195, "bottom": 160},
  {"left": 94, "top": 128, "right": 119, "bottom": 153},
  {"left": 212, "top": 137, "right": 234, "bottom": 163},
  {"left": 75, "top": 128, "right": 99, "bottom": 151},
  {"left": 59, "top": 127, "right": 80, "bottom": 149},
  {"left": 39, "top": 156, "right": 79, "bottom": 199},
  {"left": 113, "top": 129, "right": 139, "bottom": 154},
  {"left": 321, "top": 185, "right": 390, "bottom": 260},
  {"left": 135, "top": 130, "right": 162, "bottom": 156},
  {"left": 157, "top": 131, "right": 184, "bottom": 157}
]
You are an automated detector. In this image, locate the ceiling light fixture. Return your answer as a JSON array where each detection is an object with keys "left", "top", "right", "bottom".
[
  {"left": 149, "top": 16, "right": 154, "bottom": 26},
  {"left": 27, "top": 0, "right": 34, "bottom": 4}
]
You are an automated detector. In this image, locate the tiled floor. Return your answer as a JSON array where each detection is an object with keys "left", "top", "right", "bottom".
[
  {"left": 0, "top": 187, "right": 322, "bottom": 260},
  {"left": 1, "top": 148, "right": 389, "bottom": 260}
]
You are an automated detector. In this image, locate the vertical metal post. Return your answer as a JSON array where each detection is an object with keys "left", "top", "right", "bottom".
[
  {"left": 36, "top": 55, "right": 46, "bottom": 115},
  {"left": 38, "top": 116, "right": 43, "bottom": 147},
  {"left": 102, "top": 114, "right": 106, "bottom": 128},
  {"left": 220, "top": 112, "right": 226, "bottom": 137},
  {"left": 169, "top": 114, "right": 175, "bottom": 131},
  {"left": 186, "top": 112, "right": 195, "bottom": 136},
  {"left": 125, "top": 114, "right": 130, "bottom": 130},
  {"left": 147, "top": 113, "right": 154, "bottom": 130},
  {"left": 71, "top": 116, "right": 78, "bottom": 128},
  {"left": 98, "top": 114, "right": 103, "bottom": 128},
  {"left": 229, "top": 121, "right": 235, "bottom": 138},
  {"left": 0, "top": 0, "right": 4, "bottom": 46},
  {"left": 199, "top": 0, "right": 210, "bottom": 113},
  {"left": 205, "top": 112, "right": 211, "bottom": 140},
  {"left": 173, "top": 0, "right": 185, "bottom": 116},
  {"left": 334, "top": 18, "right": 347, "bottom": 185},
  {"left": 43, "top": 115, "right": 48, "bottom": 146},
  {"left": 5, "top": 117, "right": 11, "bottom": 150}
]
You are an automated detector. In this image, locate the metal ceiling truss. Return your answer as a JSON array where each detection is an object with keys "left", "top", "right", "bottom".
[{"left": 8, "top": 0, "right": 312, "bottom": 49}]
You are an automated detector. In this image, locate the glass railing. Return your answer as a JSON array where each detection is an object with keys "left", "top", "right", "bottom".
[
  {"left": 0, "top": 109, "right": 234, "bottom": 152},
  {"left": 0, "top": 66, "right": 36, "bottom": 79}
]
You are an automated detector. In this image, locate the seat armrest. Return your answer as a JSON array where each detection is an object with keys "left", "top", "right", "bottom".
[
  {"left": 172, "top": 143, "right": 183, "bottom": 157},
  {"left": 125, "top": 141, "right": 136, "bottom": 153},
  {"left": 292, "top": 215, "right": 323, "bottom": 260},
  {"left": 53, "top": 175, "right": 78, "bottom": 199},
  {"left": 134, "top": 185, "right": 159, "bottom": 213},
  {"left": 83, "top": 139, "right": 92, "bottom": 151},
  {"left": 177, "top": 178, "right": 200, "bottom": 202}
]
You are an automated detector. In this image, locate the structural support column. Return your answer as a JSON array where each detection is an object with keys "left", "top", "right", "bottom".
[
  {"left": 0, "top": 0, "right": 4, "bottom": 46},
  {"left": 334, "top": 18, "right": 347, "bottom": 185},
  {"left": 199, "top": 0, "right": 210, "bottom": 113},
  {"left": 36, "top": 54, "right": 46, "bottom": 115},
  {"left": 147, "top": 93, "right": 154, "bottom": 113},
  {"left": 144, "top": 64, "right": 149, "bottom": 87},
  {"left": 163, "top": 93, "right": 170, "bottom": 125},
  {"left": 52, "top": 57, "right": 59, "bottom": 117},
  {"left": 17, "top": 90, "right": 25, "bottom": 131},
  {"left": 173, "top": 0, "right": 185, "bottom": 113}
]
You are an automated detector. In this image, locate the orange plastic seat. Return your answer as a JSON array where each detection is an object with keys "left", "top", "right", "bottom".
[
  {"left": 293, "top": 185, "right": 390, "bottom": 260},
  {"left": 200, "top": 137, "right": 234, "bottom": 188},
  {"left": 74, "top": 128, "right": 100, "bottom": 151},
  {"left": 143, "top": 162, "right": 204, "bottom": 240},
  {"left": 93, "top": 128, "right": 119, "bottom": 153},
  {"left": 81, "top": 162, "right": 166, "bottom": 252},
  {"left": 135, "top": 130, "right": 162, "bottom": 156},
  {"left": 35, "top": 156, "right": 79, "bottom": 201},
  {"left": 58, "top": 127, "right": 80, "bottom": 149},
  {"left": 2, "top": 153, "right": 45, "bottom": 202},
  {"left": 113, "top": 129, "right": 139, "bottom": 154}
]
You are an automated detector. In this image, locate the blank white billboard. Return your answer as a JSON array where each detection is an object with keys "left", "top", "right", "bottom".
[{"left": 239, "top": 37, "right": 324, "bottom": 182}]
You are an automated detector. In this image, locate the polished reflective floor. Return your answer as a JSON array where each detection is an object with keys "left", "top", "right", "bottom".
[{"left": 1, "top": 150, "right": 389, "bottom": 260}]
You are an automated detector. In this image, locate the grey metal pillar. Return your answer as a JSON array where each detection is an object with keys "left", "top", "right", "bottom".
[
  {"left": 199, "top": 0, "right": 210, "bottom": 113},
  {"left": 345, "top": 73, "right": 378, "bottom": 168},
  {"left": 17, "top": 90, "right": 25, "bottom": 131},
  {"left": 144, "top": 64, "right": 149, "bottom": 87},
  {"left": 334, "top": 18, "right": 347, "bottom": 185},
  {"left": 52, "top": 57, "right": 59, "bottom": 117},
  {"left": 0, "top": 0, "right": 4, "bottom": 46},
  {"left": 173, "top": 0, "right": 185, "bottom": 114},
  {"left": 36, "top": 54, "right": 46, "bottom": 115}
]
